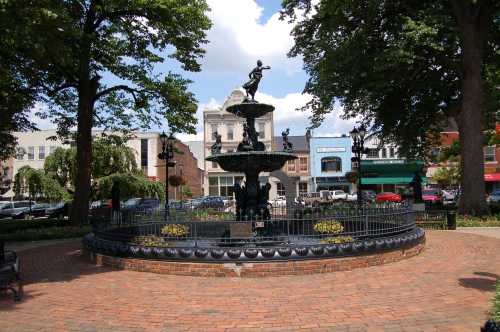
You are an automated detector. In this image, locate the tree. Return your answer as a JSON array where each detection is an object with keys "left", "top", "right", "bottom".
[
  {"left": 432, "top": 166, "right": 461, "bottom": 187},
  {"left": 95, "top": 173, "right": 164, "bottom": 201},
  {"left": 0, "top": 0, "right": 211, "bottom": 222},
  {"left": 13, "top": 165, "right": 70, "bottom": 202},
  {"left": 282, "top": 0, "right": 500, "bottom": 215}
]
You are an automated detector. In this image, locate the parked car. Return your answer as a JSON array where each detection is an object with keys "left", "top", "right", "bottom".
[
  {"left": 487, "top": 190, "right": 500, "bottom": 205},
  {"left": 221, "top": 196, "right": 235, "bottom": 207},
  {"left": 186, "top": 197, "right": 204, "bottom": 209},
  {"left": 0, "top": 201, "right": 36, "bottom": 219},
  {"left": 122, "top": 198, "right": 160, "bottom": 212},
  {"left": 198, "top": 196, "right": 225, "bottom": 209},
  {"left": 442, "top": 189, "right": 457, "bottom": 206},
  {"left": 270, "top": 196, "right": 286, "bottom": 208},
  {"left": 299, "top": 192, "right": 330, "bottom": 206},
  {"left": 422, "top": 188, "right": 442, "bottom": 204},
  {"left": 330, "top": 190, "right": 348, "bottom": 201},
  {"left": 29, "top": 203, "right": 51, "bottom": 218},
  {"left": 90, "top": 200, "right": 112, "bottom": 210},
  {"left": 346, "top": 192, "right": 357, "bottom": 202},
  {"left": 376, "top": 192, "right": 402, "bottom": 203},
  {"left": 46, "top": 202, "right": 70, "bottom": 219}
]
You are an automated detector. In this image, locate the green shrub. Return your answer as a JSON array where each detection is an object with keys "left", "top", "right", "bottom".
[
  {"left": 493, "top": 280, "right": 500, "bottom": 322},
  {"left": 0, "top": 225, "right": 91, "bottom": 242},
  {"left": 457, "top": 215, "right": 500, "bottom": 227},
  {"left": 0, "top": 218, "right": 74, "bottom": 234},
  {"left": 314, "top": 220, "right": 344, "bottom": 234}
]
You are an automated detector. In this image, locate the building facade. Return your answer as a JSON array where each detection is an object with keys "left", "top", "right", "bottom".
[
  {"left": 309, "top": 136, "right": 353, "bottom": 192},
  {"left": 272, "top": 135, "right": 310, "bottom": 197},
  {"left": 203, "top": 89, "right": 274, "bottom": 197}
]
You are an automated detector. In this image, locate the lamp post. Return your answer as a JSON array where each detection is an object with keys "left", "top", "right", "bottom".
[
  {"left": 350, "top": 125, "right": 367, "bottom": 210},
  {"left": 158, "top": 132, "right": 176, "bottom": 220}
]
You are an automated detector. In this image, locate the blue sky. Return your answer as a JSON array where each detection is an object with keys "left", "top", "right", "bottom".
[{"left": 34, "top": 0, "right": 355, "bottom": 141}]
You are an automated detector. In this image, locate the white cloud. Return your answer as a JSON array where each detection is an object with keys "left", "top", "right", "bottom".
[{"left": 203, "top": 0, "right": 301, "bottom": 75}]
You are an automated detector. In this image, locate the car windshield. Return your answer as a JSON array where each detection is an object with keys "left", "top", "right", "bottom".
[
  {"left": 124, "top": 198, "right": 141, "bottom": 206},
  {"left": 0, "top": 202, "right": 10, "bottom": 209}
]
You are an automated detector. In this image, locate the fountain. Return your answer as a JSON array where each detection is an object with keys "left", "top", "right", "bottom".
[{"left": 206, "top": 60, "right": 296, "bottom": 220}]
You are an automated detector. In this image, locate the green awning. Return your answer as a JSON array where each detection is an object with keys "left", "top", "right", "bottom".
[{"left": 361, "top": 176, "right": 427, "bottom": 185}]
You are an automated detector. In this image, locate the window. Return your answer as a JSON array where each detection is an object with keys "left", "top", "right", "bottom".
[
  {"left": 277, "top": 182, "right": 285, "bottom": 196},
  {"left": 381, "top": 148, "right": 387, "bottom": 158},
  {"left": 209, "top": 177, "right": 219, "bottom": 196},
  {"left": 227, "top": 124, "right": 234, "bottom": 140},
  {"left": 299, "top": 157, "right": 308, "bottom": 172},
  {"left": 321, "top": 157, "right": 342, "bottom": 172},
  {"left": 219, "top": 176, "right": 234, "bottom": 197},
  {"left": 211, "top": 124, "right": 218, "bottom": 140},
  {"left": 211, "top": 161, "right": 218, "bottom": 169},
  {"left": 287, "top": 159, "right": 296, "bottom": 172},
  {"left": 485, "top": 146, "right": 496, "bottom": 162},
  {"left": 50, "top": 146, "right": 57, "bottom": 155},
  {"left": 299, "top": 182, "right": 308, "bottom": 195},
  {"left": 366, "top": 148, "right": 379, "bottom": 158},
  {"left": 389, "top": 147, "right": 395, "bottom": 158},
  {"left": 16, "top": 147, "right": 25, "bottom": 160},
  {"left": 39, "top": 146, "right": 45, "bottom": 159},
  {"left": 27, "top": 146, "right": 34, "bottom": 160},
  {"left": 141, "top": 139, "right": 148, "bottom": 170},
  {"left": 258, "top": 123, "right": 265, "bottom": 139}
]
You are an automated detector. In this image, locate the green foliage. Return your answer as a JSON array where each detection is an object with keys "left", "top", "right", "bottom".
[
  {"left": 13, "top": 165, "right": 70, "bottom": 202},
  {"left": 161, "top": 224, "right": 189, "bottom": 237},
  {"left": 457, "top": 215, "right": 500, "bottom": 227},
  {"left": 493, "top": 281, "right": 500, "bottom": 322},
  {"left": 313, "top": 220, "right": 344, "bottom": 234},
  {"left": 432, "top": 166, "right": 461, "bottom": 186},
  {"left": 0, "top": 218, "right": 73, "bottom": 234},
  {"left": 95, "top": 173, "right": 164, "bottom": 201},
  {"left": 44, "top": 147, "right": 76, "bottom": 188},
  {"left": 320, "top": 236, "right": 354, "bottom": 244},
  {"left": 439, "top": 141, "right": 461, "bottom": 162},
  {"left": 92, "top": 139, "right": 138, "bottom": 178},
  {"left": 0, "top": 225, "right": 91, "bottom": 242},
  {"left": 181, "top": 185, "right": 193, "bottom": 199}
]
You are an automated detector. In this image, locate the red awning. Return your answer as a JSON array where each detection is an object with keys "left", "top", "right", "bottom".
[{"left": 485, "top": 173, "right": 500, "bottom": 182}]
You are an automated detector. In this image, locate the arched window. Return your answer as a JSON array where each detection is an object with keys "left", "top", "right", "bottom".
[{"left": 321, "top": 157, "right": 342, "bottom": 172}]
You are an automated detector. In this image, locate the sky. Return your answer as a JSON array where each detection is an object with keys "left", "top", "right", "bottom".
[{"left": 32, "top": 0, "right": 356, "bottom": 142}]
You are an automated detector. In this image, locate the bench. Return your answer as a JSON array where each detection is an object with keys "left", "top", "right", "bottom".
[{"left": 0, "top": 240, "right": 22, "bottom": 301}]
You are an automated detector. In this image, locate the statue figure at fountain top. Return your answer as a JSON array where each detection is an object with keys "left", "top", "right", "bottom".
[
  {"left": 243, "top": 60, "right": 271, "bottom": 102},
  {"left": 282, "top": 128, "right": 293, "bottom": 152},
  {"left": 211, "top": 131, "right": 222, "bottom": 155}
]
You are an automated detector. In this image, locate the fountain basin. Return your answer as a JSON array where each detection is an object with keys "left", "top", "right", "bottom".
[
  {"left": 206, "top": 151, "right": 297, "bottom": 173},
  {"left": 226, "top": 103, "right": 275, "bottom": 119}
]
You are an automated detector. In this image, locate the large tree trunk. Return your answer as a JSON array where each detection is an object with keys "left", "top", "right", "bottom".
[{"left": 453, "top": 1, "right": 490, "bottom": 216}]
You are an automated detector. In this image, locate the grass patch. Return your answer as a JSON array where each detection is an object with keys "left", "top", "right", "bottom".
[
  {"left": 493, "top": 280, "right": 500, "bottom": 322},
  {"left": 0, "top": 225, "right": 91, "bottom": 242},
  {"left": 457, "top": 215, "right": 500, "bottom": 227}
]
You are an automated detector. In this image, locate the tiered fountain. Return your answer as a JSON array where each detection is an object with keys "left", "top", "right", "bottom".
[{"left": 206, "top": 60, "right": 296, "bottom": 220}]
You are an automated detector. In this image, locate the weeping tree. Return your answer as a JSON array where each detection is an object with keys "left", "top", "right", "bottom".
[
  {"left": 282, "top": 0, "right": 500, "bottom": 215},
  {"left": 95, "top": 173, "right": 164, "bottom": 201},
  {"left": 14, "top": 165, "right": 70, "bottom": 202},
  {"left": 0, "top": 0, "right": 211, "bottom": 223}
]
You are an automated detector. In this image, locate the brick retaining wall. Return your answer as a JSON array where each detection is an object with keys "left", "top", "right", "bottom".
[{"left": 85, "top": 241, "right": 425, "bottom": 277}]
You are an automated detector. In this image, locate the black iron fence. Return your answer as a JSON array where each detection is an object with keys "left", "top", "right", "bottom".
[{"left": 90, "top": 203, "right": 418, "bottom": 248}]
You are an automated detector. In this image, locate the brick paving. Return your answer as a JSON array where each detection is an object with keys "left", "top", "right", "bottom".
[{"left": 1, "top": 231, "right": 499, "bottom": 332}]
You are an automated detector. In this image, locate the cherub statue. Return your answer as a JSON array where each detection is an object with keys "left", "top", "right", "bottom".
[
  {"left": 210, "top": 131, "right": 222, "bottom": 155},
  {"left": 242, "top": 60, "right": 271, "bottom": 102},
  {"left": 282, "top": 128, "right": 293, "bottom": 152}
]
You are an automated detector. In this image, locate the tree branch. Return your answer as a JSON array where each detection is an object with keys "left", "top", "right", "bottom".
[
  {"left": 46, "top": 82, "right": 77, "bottom": 96},
  {"left": 93, "top": 85, "right": 142, "bottom": 102}
]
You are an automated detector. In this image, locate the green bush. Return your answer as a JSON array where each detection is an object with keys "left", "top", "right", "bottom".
[
  {"left": 0, "top": 225, "right": 91, "bottom": 242},
  {"left": 493, "top": 281, "right": 500, "bottom": 322},
  {"left": 0, "top": 218, "right": 74, "bottom": 234},
  {"left": 457, "top": 215, "right": 500, "bottom": 227}
]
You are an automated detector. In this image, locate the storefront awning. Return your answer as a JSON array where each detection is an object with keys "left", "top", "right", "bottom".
[
  {"left": 485, "top": 173, "right": 500, "bottom": 182},
  {"left": 361, "top": 176, "right": 427, "bottom": 185}
]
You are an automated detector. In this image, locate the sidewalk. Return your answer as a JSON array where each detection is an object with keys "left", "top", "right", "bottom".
[{"left": 456, "top": 226, "right": 500, "bottom": 239}]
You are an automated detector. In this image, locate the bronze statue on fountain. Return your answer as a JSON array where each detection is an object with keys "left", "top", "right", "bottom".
[{"left": 206, "top": 61, "right": 297, "bottom": 221}]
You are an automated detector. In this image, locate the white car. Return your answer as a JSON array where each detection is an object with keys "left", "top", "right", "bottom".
[
  {"left": 346, "top": 193, "right": 358, "bottom": 201},
  {"left": 330, "top": 190, "right": 348, "bottom": 200},
  {"left": 270, "top": 196, "right": 286, "bottom": 208}
]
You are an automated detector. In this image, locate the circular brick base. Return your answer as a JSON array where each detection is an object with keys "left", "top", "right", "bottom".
[{"left": 84, "top": 240, "right": 425, "bottom": 277}]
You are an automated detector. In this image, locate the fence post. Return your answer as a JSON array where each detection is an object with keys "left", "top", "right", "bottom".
[{"left": 446, "top": 211, "right": 456, "bottom": 230}]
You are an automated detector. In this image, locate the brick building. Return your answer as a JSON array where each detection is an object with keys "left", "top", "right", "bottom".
[{"left": 156, "top": 139, "right": 204, "bottom": 199}]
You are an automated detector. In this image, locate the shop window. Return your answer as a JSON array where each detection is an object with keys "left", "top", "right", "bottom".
[
  {"left": 227, "top": 124, "right": 234, "bottom": 141},
  {"left": 485, "top": 146, "right": 496, "bottom": 162},
  {"left": 277, "top": 182, "right": 285, "bottom": 196},
  {"left": 366, "top": 148, "right": 379, "bottom": 158},
  {"left": 321, "top": 157, "right": 342, "bottom": 172},
  {"left": 381, "top": 148, "right": 387, "bottom": 158},
  {"left": 299, "top": 182, "right": 308, "bottom": 195},
  {"left": 299, "top": 157, "right": 308, "bottom": 172}
]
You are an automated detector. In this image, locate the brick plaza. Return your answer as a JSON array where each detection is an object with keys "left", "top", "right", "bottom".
[{"left": 1, "top": 231, "right": 499, "bottom": 331}]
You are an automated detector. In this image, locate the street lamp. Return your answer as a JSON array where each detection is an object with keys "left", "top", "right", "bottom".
[
  {"left": 158, "top": 131, "right": 176, "bottom": 220},
  {"left": 350, "top": 125, "right": 367, "bottom": 210}
]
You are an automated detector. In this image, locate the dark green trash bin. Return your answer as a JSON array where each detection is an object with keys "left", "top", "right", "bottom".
[{"left": 447, "top": 211, "right": 456, "bottom": 230}]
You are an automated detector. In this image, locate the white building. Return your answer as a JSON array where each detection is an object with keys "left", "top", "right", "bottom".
[
  {"left": 203, "top": 89, "right": 274, "bottom": 197},
  {"left": 12, "top": 129, "right": 160, "bottom": 179}
]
